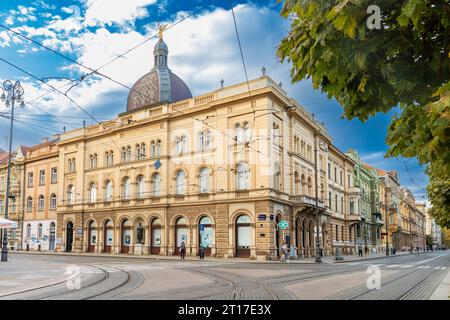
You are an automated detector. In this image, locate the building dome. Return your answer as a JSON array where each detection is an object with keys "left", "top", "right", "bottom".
[{"left": 126, "top": 38, "right": 192, "bottom": 112}]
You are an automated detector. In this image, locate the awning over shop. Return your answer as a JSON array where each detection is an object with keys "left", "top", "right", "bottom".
[{"left": 0, "top": 218, "right": 18, "bottom": 229}]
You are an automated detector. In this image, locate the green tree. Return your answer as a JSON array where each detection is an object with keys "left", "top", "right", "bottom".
[{"left": 277, "top": 0, "right": 450, "bottom": 226}]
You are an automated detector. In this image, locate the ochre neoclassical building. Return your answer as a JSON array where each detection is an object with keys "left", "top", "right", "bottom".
[{"left": 51, "top": 33, "right": 372, "bottom": 260}]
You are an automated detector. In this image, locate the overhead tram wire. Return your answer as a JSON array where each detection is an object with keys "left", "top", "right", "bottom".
[
  {"left": 0, "top": 6, "right": 206, "bottom": 130},
  {"left": 0, "top": 55, "right": 274, "bottom": 162},
  {"left": 0, "top": 114, "right": 60, "bottom": 136},
  {"left": 228, "top": 0, "right": 257, "bottom": 154}
]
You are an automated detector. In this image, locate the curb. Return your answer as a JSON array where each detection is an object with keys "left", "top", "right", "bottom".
[
  {"left": 10, "top": 251, "right": 321, "bottom": 265},
  {"left": 334, "top": 252, "right": 427, "bottom": 264},
  {"left": 429, "top": 271, "right": 450, "bottom": 300}
]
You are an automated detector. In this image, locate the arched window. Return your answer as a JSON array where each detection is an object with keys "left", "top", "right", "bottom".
[
  {"left": 243, "top": 122, "right": 251, "bottom": 143},
  {"left": 90, "top": 153, "right": 97, "bottom": 169},
  {"left": 155, "top": 139, "right": 161, "bottom": 156},
  {"left": 150, "top": 141, "right": 156, "bottom": 157},
  {"left": 67, "top": 185, "right": 75, "bottom": 205},
  {"left": 27, "top": 196, "right": 32, "bottom": 212},
  {"left": 137, "top": 176, "right": 145, "bottom": 198},
  {"left": 126, "top": 146, "right": 131, "bottom": 162},
  {"left": 152, "top": 173, "right": 161, "bottom": 197},
  {"left": 236, "top": 162, "right": 249, "bottom": 190},
  {"left": 38, "top": 195, "right": 44, "bottom": 211},
  {"left": 121, "top": 147, "right": 126, "bottom": 162},
  {"left": 274, "top": 161, "right": 280, "bottom": 190},
  {"left": 236, "top": 215, "right": 251, "bottom": 257},
  {"left": 307, "top": 177, "right": 312, "bottom": 197},
  {"left": 136, "top": 143, "right": 146, "bottom": 160},
  {"left": 199, "top": 130, "right": 212, "bottom": 151},
  {"left": 50, "top": 194, "right": 57, "bottom": 209},
  {"left": 105, "top": 180, "right": 113, "bottom": 202},
  {"left": 122, "top": 177, "right": 131, "bottom": 200},
  {"left": 294, "top": 171, "right": 300, "bottom": 195},
  {"left": 89, "top": 183, "right": 97, "bottom": 203},
  {"left": 38, "top": 223, "right": 43, "bottom": 239},
  {"left": 26, "top": 223, "right": 31, "bottom": 238},
  {"left": 199, "top": 167, "right": 211, "bottom": 193},
  {"left": 68, "top": 158, "right": 76, "bottom": 172},
  {"left": 175, "top": 170, "right": 185, "bottom": 195},
  {"left": 234, "top": 123, "right": 243, "bottom": 143}
]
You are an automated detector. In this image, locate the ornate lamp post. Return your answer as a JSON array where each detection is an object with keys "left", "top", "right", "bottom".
[
  {"left": 1, "top": 80, "right": 25, "bottom": 262},
  {"left": 314, "top": 131, "right": 327, "bottom": 263}
]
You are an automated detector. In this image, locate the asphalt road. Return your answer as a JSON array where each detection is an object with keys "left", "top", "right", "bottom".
[{"left": 0, "top": 251, "right": 448, "bottom": 300}]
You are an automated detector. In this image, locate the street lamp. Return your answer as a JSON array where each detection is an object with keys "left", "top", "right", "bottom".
[
  {"left": 313, "top": 131, "right": 327, "bottom": 263},
  {"left": 1, "top": 80, "right": 25, "bottom": 262}
]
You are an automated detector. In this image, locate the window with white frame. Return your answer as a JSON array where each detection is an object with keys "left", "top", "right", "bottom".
[
  {"left": 67, "top": 185, "right": 75, "bottom": 205},
  {"left": 50, "top": 194, "right": 57, "bottom": 209},
  {"left": 26, "top": 223, "right": 31, "bottom": 238},
  {"left": 199, "top": 130, "right": 212, "bottom": 151},
  {"left": 175, "top": 135, "right": 187, "bottom": 154},
  {"left": 136, "top": 143, "right": 146, "bottom": 160},
  {"left": 105, "top": 180, "right": 113, "bottom": 202},
  {"left": 152, "top": 173, "right": 161, "bottom": 197},
  {"left": 27, "top": 197, "right": 32, "bottom": 212},
  {"left": 28, "top": 172, "right": 33, "bottom": 187},
  {"left": 106, "top": 150, "right": 114, "bottom": 166},
  {"left": 137, "top": 176, "right": 145, "bottom": 198},
  {"left": 39, "top": 170, "right": 45, "bottom": 185},
  {"left": 175, "top": 170, "right": 185, "bottom": 195},
  {"left": 199, "top": 167, "right": 211, "bottom": 193},
  {"left": 235, "top": 123, "right": 242, "bottom": 143},
  {"left": 243, "top": 122, "right": 251, "bottom": 143},
  {"left": 51, "top": 167, "right": 57, "bottom": 183},
  {"left": 38, "top": 195, "right": 44, "bottom": 211},
  {"left": 236, "top": 162, "right": 250, "bottom": 190},
  {"left": 38, "top": 223, "right": 43, "bottom": 239},
  {"left": 89, "top": 154, "right": 97, "bottom": 169},
  {"left": 122, "top": 177, "right": 131, "bottom": 200},
  {"left": 89, "top": 183, "right": 97, "bottom": 203}
]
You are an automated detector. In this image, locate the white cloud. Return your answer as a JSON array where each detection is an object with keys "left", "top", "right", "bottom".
[
  {"left": 5, "top": 16, "right": 14, "bottom": 25},
  {"left": 0, "top": 31, "right": 11, "bottom": 47},
  {"left": 82, "top": 0, "right": 157, "bottom": 27}
]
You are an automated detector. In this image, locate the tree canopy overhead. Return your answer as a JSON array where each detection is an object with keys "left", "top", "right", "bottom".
[{"left": 277, "top": 0, "right": 450, "bottom": 226}]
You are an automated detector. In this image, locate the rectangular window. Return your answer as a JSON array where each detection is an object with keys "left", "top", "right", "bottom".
[
  {"left": 390, "top": 215, "right": 394, "bottom": 225},
  {"left": 348, "top": 174, "right": 351, "bottom": 187},
  {"left": 350, "top": 199, "right": 355, "bottom": 214},
  {"left": 28, "top": 172, "right": 33, "bottom": 187},
  {"left": 334, "top": 167, "right": 337, "bottom": 182},
  {"left": 328, "top": 192, "right": 332, "bottom": 208},
  {"left": 328, "top": 163, "right": 331, "bottom": 179},
  {"left": 335, "top": 225, "right": 338, "bottom": 241},
  {"left": 0, "top": 200, "right": 3, "bottom": 214},
  {"left": 340, "top": 171, "right": 343, "bottom": 185},
  {"left": 39, "top": 170, "right": 45, "bottom": 185},
  {"left": 51, "top": 168, "right": 57, "bottom": 184}
]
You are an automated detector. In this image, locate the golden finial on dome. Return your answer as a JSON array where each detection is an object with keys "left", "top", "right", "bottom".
[{"left": 158, "top": 23, "right": 168, "bottom": 40}]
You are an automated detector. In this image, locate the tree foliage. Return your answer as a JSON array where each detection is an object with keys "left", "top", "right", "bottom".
[{"left": 277, "top": 0, "right": 450, "bottom": 227}]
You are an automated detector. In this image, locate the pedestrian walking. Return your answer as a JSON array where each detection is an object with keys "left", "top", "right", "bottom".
[
  {"left": 364, "top": 245, "right": 369, "bottom": 257},
  {"left": 280, "top": 242, "right": 287, "bottom": 262},
  {"left": 199, "top": 245, "right": 205, "bottom": 260},
  {"left": 358, "top": 244, "right": 363, "bottom": 257},
  {"left": 180, "top": 241, "right": 186, "bottom": 259}
]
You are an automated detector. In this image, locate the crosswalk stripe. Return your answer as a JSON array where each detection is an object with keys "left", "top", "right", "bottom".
[
  {"left": 441, "top": 267, "right": 446, "bottom": 270},
  {"left": 424, "top": 266, "right": 430, "bottom": 269},
  {"left": 417, "top": 266, "right": 424, "bottom": 269},
  {"left": 400, "top": 265, "right": 413, "bottom": 268},
  {"left": 434, "top": 266, "right": 442, "bottom": 270},
  {"left": 387, "top": 264, "right": 399, "bottom": 268}
]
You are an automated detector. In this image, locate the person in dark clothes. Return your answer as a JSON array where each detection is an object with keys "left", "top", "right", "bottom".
[{"left": 180, "top": 241, "right": 186, "bottom": 259}]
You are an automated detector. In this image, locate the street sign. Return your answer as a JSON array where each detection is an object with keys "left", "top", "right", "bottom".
[{"left": 278, "top": 220, "right": 288, "bottom": 229}]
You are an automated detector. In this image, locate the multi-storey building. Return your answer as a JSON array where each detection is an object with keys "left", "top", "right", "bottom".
[
  {"left": 327, "top": 144, "right": 359, "bottom": 255},
  {"left": 22, "top": 138, "right": 59, "bottom": 251},
  {"left": 345, "top": 150, "right": 382, "bottom": 252},
  {"left": 417, "top": 202, "right": 441, "bottom": 250},
  {"left": 375, "top": 168, "right": 402, "bottom": 252},
  {"left": 54, "top": 34, "right": 344, "bottom": 260},
  {"left": 0, "top": 145, "right": 28, "bottom": 250},
  {"left": 399, "top": 188, "right": 426, "bottom": 251}
]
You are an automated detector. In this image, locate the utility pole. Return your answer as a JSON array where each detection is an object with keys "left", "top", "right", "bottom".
[
  {"left": 314, "top": 132, "right": 322, "bottom": 263},
  {"left": 0, "top": 80, "right": 25, "bottom": 262},
  {"left": 384, "top": 183, "right": 390, "bottom": 256}
]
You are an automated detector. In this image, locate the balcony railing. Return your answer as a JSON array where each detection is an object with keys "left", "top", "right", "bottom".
[{"left": 290, "top": 195, "right": 325, "bottom": 208}]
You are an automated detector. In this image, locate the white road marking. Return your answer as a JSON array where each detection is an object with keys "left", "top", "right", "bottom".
[
  {"left": 441, "top": 267, "right": 446, "bottom": 270},
  {"left": 434, "top": 266, "right": 442, "bottom": 270},
  {"left": 424, "top": 266, "right": 430, "bottom": 269},
  {"left": 417, "top": 266, "right": 424, "bottom": 269},
  {"left": 387, "top": 264, "right": 400, "bottom": 268},
  {"left": 400, "top": 265, "right": 413, "bottom": 268}
]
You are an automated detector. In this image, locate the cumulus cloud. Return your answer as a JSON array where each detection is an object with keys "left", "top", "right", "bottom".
[{"left": 82, "top": 0, "right": 157, "bottom": 27}]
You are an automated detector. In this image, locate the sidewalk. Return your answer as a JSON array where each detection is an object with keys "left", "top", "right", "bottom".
[
  {"left": 429, "top": 271, "right": 450, "bottom": 300},
  {"left": 10, "top": 250, "right": 420, "bottom": 264}
]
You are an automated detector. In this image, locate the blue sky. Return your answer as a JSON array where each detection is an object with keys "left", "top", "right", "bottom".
[{"left": 0, "top": 0, "right": 428, "bottom": 201}]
